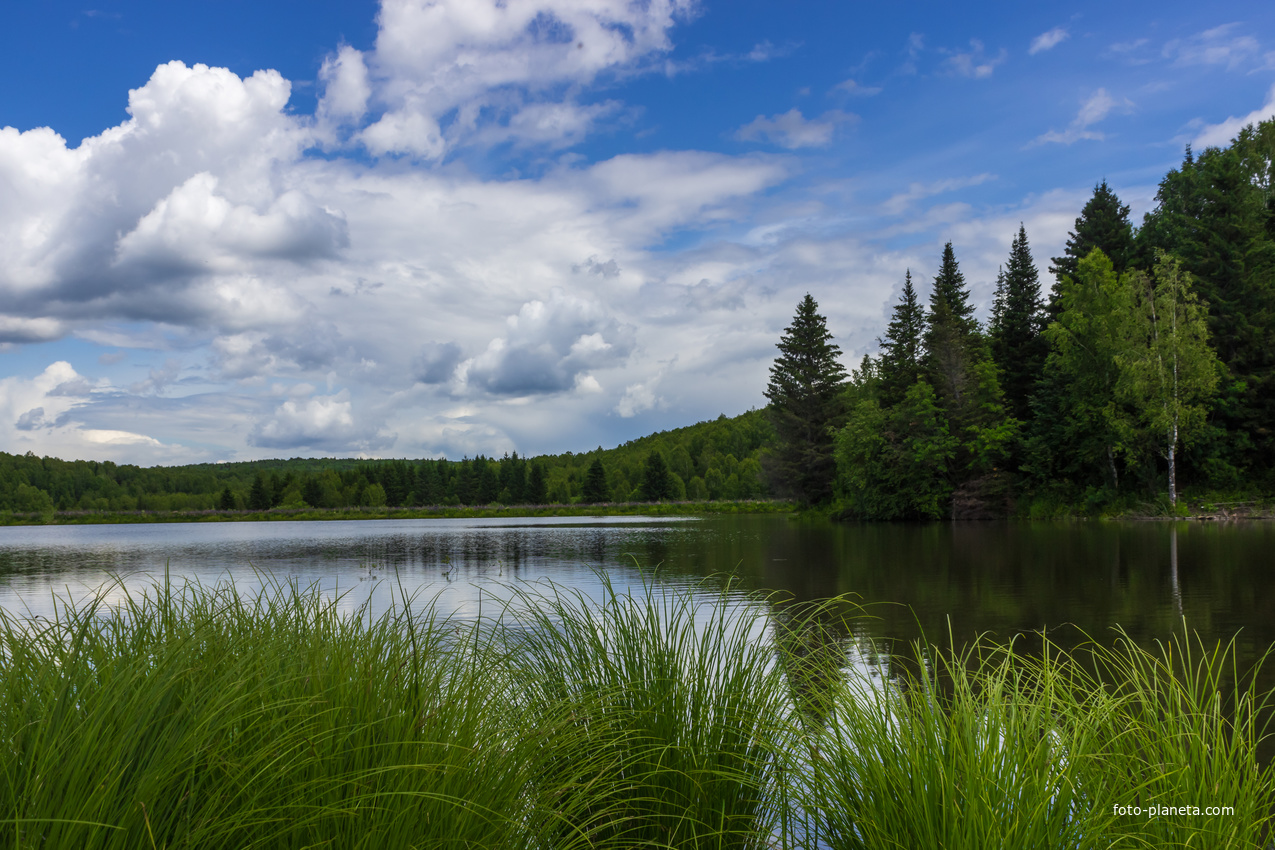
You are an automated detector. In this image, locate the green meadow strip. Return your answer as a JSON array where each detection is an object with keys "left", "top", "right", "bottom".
[{"left": 0, "top": 574, "right": 1270, "bottom": 848}]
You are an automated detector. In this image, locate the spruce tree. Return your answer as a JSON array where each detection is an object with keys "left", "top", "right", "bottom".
[
  {"left": 923, "top": 242, "right": 1014, "bottom": 493},
  {"left": 990, "top": 224, "right": 1047, "bottom": 422},
  {"left": 248, "top": 473, "right": 270, "bottom": 511},
  {"left": 526, "top": 463, "right": 549, "bottom": 505},
  {"left": 923, "top": 244, "right": 979, "bottom": 409},
  {"left": 581, "top": 458, "right": 609, "bottom": 503},
  {"left": 764, "top": 294, "right": 848, "bottom": 505},
  {"left": 877, "top": 270, "right": 926, "bottom": 407},
  {"left": 1049, "top": 180, "right": 1135, "bottom": 318},
  {"left": 930, "top": 242, "right": 978, "bottom": 336},
  {"left": 639, "top": 451, "right": 675, "bottom": 502}
]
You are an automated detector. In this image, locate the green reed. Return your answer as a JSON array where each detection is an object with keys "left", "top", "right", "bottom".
[
  {"left": 0, "top": 574, "right": 1270, "bottom": 849},
  {"left": 802, "top": 628, "right": 1275, "bottom": 849}
]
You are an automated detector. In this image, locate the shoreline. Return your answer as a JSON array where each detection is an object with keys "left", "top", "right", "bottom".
[
  {"left": 0, "top": 499, "right": 798, "bottom": 527},
  {"left": 2, "top": 496, "right": 1270, "bottom": 527}
]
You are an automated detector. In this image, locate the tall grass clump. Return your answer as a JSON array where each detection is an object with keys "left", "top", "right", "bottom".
[
  {"left": 1, "top": 571, "right": 1271, "bottom": 849},
  {"left": 0, "top": 577, "right": 544, "bottom": 849},
  {"left": 502, "top": 574, "right": 792, "bottom": 848},
  {"left": 800, "top": 627, "right": 1275, "bottom": 849}
]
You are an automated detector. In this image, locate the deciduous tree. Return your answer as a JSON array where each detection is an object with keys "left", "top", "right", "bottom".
[{"left": 1117, "top": 253, "right": 1220, "bottom": 504}]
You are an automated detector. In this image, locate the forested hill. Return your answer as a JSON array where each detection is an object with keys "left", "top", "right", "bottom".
[{"left": 0, "top": 409, "right": 775, "bottom": 516}]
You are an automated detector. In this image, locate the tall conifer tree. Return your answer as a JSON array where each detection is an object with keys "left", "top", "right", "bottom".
[
  {"left": 581, "top": 458, "right": 609, "bottom": 503},
  {"left": 990, "top": 224, "right": 1047, "bottom": 422},
  {"left": 929, "top": 242, "right": 978, "bottom": 337},
  {"left": 765, "top": 294, "right": 848, "bottom": 505},
  {"left": 877, "top": 270, "right": 926, "bottom": 406},
  {"left": 924, "top": 243, "right": 979, "bottom": 410},
  {"left": 924, "top": 244, "right": 1014, "bottom": 488},
  {"left": 1049, "top": 180, "right": 1135, "bottom": 318}
]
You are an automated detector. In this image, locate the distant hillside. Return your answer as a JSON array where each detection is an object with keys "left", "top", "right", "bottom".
[{"left": 0, "top": 409, "right": 775, "bottom": 516}]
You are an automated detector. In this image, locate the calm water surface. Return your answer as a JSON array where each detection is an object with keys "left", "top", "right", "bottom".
[{"left": 0, "top": 514, "right": 1271, "bottom": 662}]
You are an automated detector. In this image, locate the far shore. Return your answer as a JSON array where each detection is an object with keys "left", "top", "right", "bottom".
[
  {"left": 1, "top": 495, "right": 1271, "bottom": 527},
  {"left": 0, "top": 499, "right": 798, "bottom": 527}
]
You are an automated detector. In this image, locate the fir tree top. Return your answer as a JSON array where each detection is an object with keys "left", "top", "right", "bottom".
[
  {"left": 877, "top": 270, "right": 926, "bottom": 405},
  {"left": 930, "top": 242, "right": 978, "bottom": 336},
  {"left": 765, "top": 293, "right": 848, "bottom": 413},
  {"left": 1050, "top": 180, "right": 1134, "bottom": 288},
  {"left": 991, "top": 224, "right": 1046, "bottom": 421}
]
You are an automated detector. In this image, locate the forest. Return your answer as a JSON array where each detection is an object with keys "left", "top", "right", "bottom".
[
  {"left": 0, "top": 409, "right": 773, "bottom": 518},
  {"left": 767, "top": 117, "right": 1275, "bottom": 518},
  {"left": 2, "top": 117, "right": 1272, "bottom": 522}
]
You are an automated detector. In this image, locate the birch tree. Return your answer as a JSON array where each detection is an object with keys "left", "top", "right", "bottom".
[{"left": 1117, "top": 253, "right": 1220, "bottom": 505}]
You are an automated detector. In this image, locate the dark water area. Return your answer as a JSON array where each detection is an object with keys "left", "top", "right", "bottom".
[{"left": 0, "top": 514, "right": 1270, "bottom": 676}]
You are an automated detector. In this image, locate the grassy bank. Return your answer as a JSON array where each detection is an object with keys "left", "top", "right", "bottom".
[
  {"left": 0, "top": 499, "right": 797, "bottom": 527},
  {"left": 1, "top": 575, "right": 1270, "bottom": 848}
]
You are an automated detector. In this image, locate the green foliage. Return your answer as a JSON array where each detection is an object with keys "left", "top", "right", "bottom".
[
  {"left": 877, "top": 270, "right": 926, "bottom": 407},
  {"left": 247, "top": 473, "right": 271, "bottom": 511},
  {"left": 1116, "top": 253, "right": 1221, "bottom": 504},
  {"left": 1049, "top": 179, "right": 1136, "bottom": 316},
  {"left": 216, "top": 486, "right": 236, "bottom": 511},
  {"left": 1136, "top": 132, "right": 1275, "bottom": 483},
  {"left": 805, "top": 628, "right": 1274, "bottom": 849},
  {"left": 0, "top": 408, "right": 777, "bottom": 520},
  {"left": 1029, "top": 248, "right": 1132, "bottom": 492},
  {"left": 507, "top": 575, "right": 788, "bottom": 847},
  {"left": 836, "top": 380, "right": 957, "bottom": 519},
  {"left": 989, "top": 224, "right": 1047, "bottom": 422},
  {"left": 928, "top": 241, "right": 979, "bottom": 337},
  {"left": 765, "top": 293, "right": 848, "bottom": 505},
  {"left": 580, "top": 458, "right": 609, "bottom": 503},
  {"left": 360, "top": 481, "right": 388, "bottom": 507},
  {"left": 638, "top": 451, "right": 675, "bottom": 501}
]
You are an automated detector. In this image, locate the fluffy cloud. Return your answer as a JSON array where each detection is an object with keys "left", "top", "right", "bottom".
[
  {"left": 0, "top": 361, "right": 193, "bottom": 463},
  {"left": 413, "top": 342, "right": 464, "bottom": 384},
  {"left": 356, "top": 0, "right": 695, "bottom": 157},
  {"left": 318, "top": 45, "right": 372, "bottom": 127},
  {"left": 0, "top": 61, "right": 314, "bottom": 329},
  {"left": 464, "top": 290, "right": 634, "bottom": 395},
  {"left": 249, "top": 389, "right": 393, "bottom": 451}
]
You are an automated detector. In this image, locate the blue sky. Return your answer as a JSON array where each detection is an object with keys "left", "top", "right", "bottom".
[{"left": 1, "top": 0, "right": 1273, "bottom": 465}]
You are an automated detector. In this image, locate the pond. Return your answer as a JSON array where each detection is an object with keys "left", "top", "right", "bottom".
[{"left": 0, "top": 513, "right": 1270, "bottom": 658}]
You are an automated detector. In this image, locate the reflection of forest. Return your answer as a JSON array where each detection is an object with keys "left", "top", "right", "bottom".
[
  {"left": 746, "top": 517, "right": 1275, "bottom": 771},
  {"left": 659, "top": 516, "right": 1275, "bottom": 727}
]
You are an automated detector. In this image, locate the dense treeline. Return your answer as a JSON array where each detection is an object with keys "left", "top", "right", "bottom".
[
  {"left": 769, "top": 118, "right": 1275, "bottom": 517},
  {"left": 0, "top": 410, "right": 774, "bottom": 517}
]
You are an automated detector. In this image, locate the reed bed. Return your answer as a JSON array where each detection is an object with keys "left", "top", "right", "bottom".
[{"left": 0, "top": 574, "right": 1270, "bottom": 849}]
